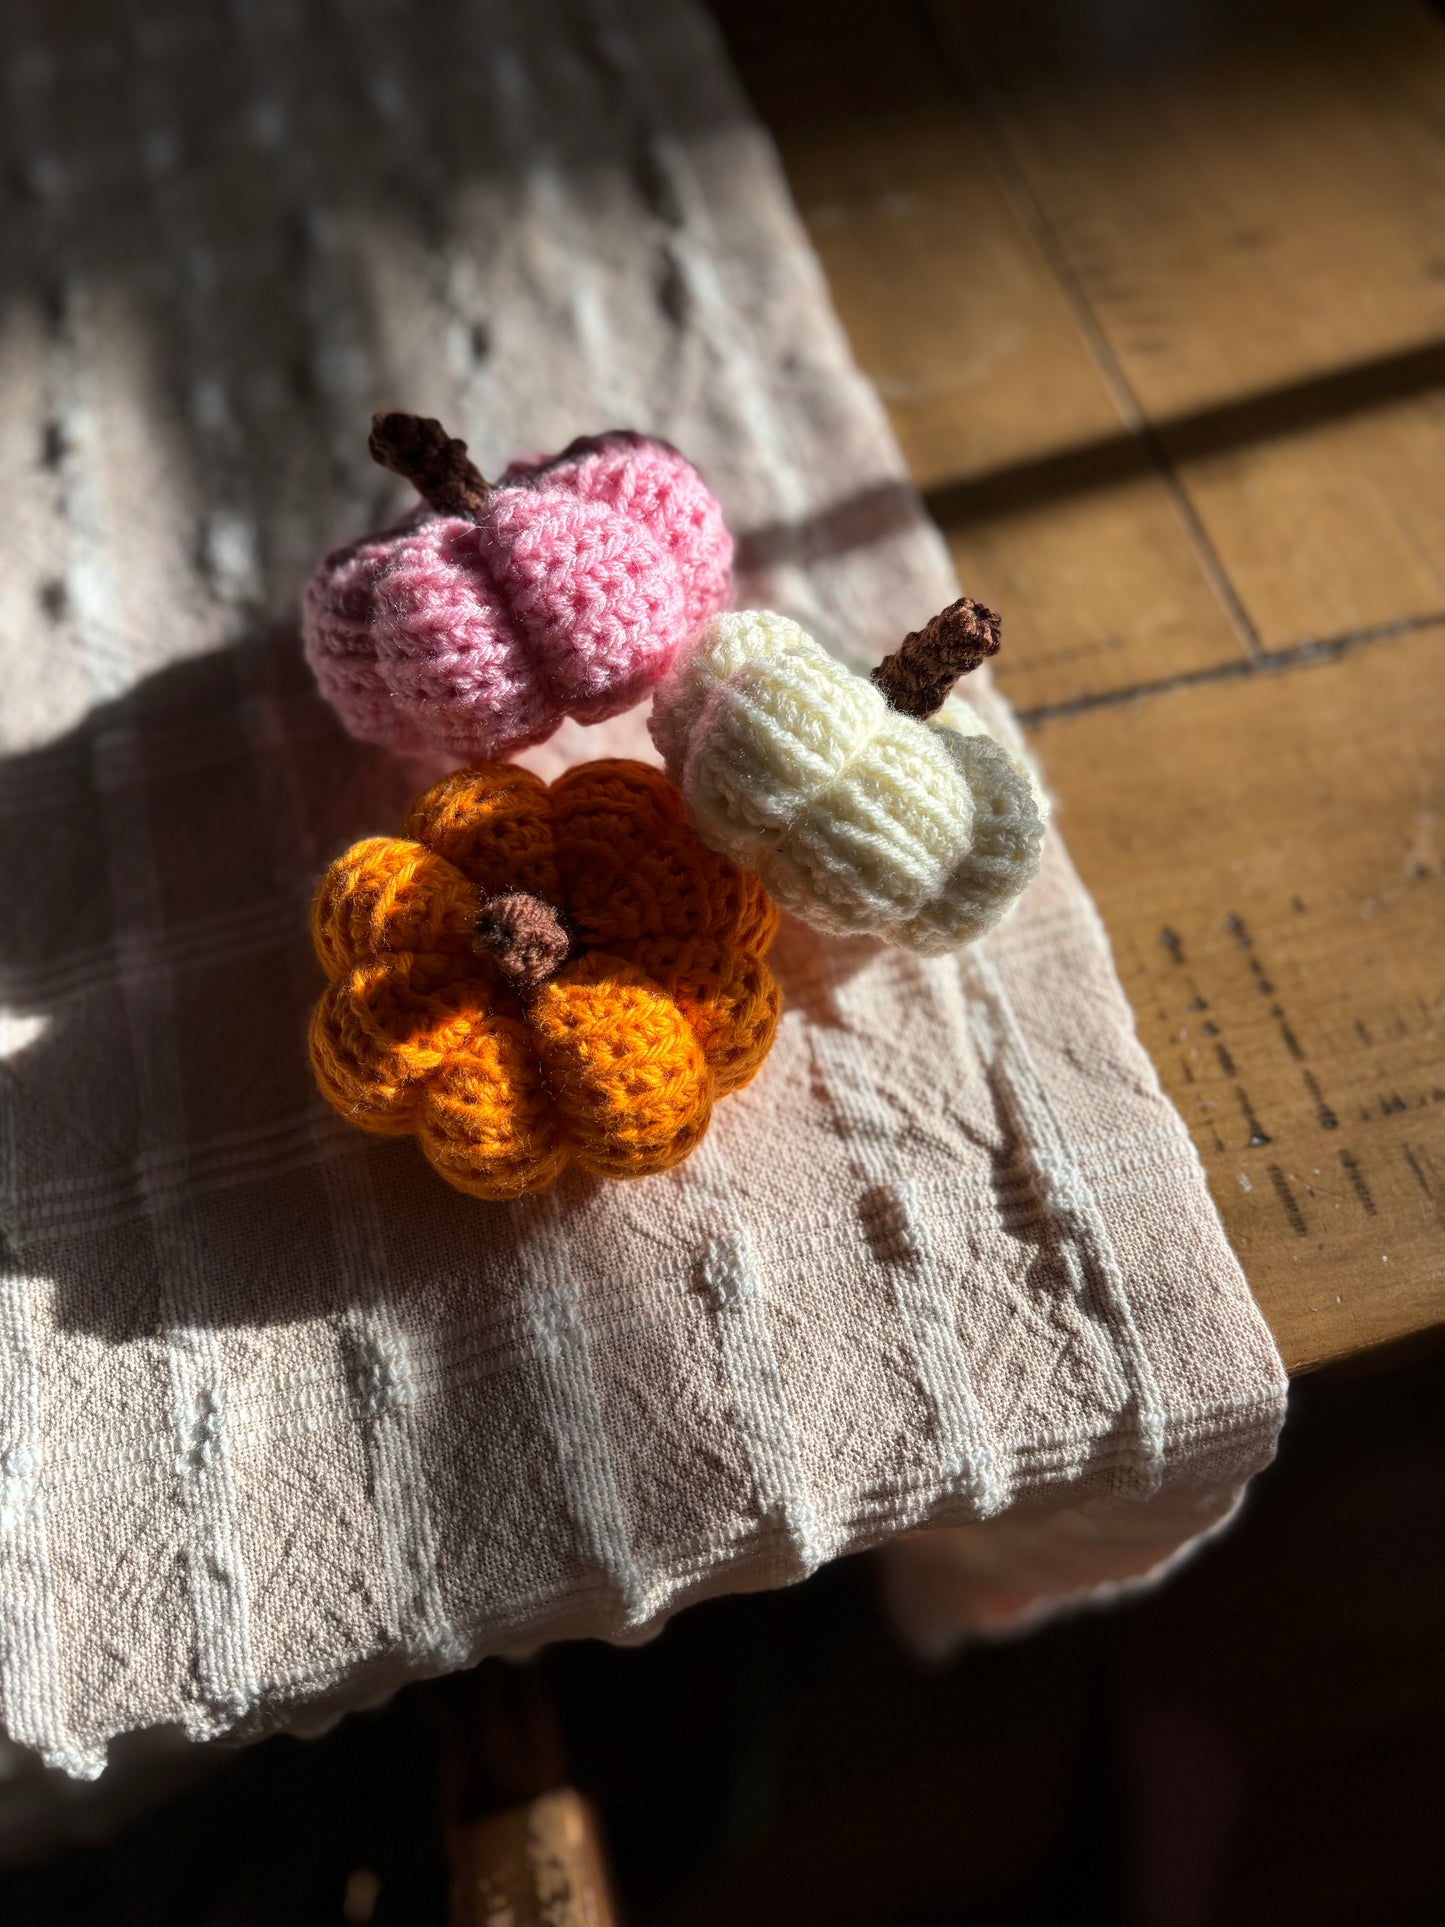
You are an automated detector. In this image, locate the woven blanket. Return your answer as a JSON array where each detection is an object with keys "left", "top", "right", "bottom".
[{"left": 0, "top": 0, "right": 1286, "bottom": 1778}]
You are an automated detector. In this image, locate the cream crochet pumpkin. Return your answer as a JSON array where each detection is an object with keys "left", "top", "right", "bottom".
[{"left": 648, "top": 599, "right": 1047, "bottom": 954}]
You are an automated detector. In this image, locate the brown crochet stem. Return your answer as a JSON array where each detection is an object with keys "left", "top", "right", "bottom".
[
  {"left": 368, "top": 411, "right": 492, "bottom": 518},
  {"left": 870, "top": 596, "right": 1002, "bottom": 720},
  {"left": 473, "top": 893, "right": 571, "bottom": 989}
]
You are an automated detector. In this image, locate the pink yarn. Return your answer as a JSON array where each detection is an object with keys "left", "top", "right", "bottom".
[{"left": 303, "top": 431, "right": 732, "bottom": 761}]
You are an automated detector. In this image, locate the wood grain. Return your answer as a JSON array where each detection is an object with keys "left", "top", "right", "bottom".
[
  {"left": 924, "top": 0, "right": 1445, "bottom": 652},
  {"left": 715, "top": 0, "right": 1445, "bottom": 1368},
  {"left": 1031, "top": 630, "right": 1444, "bottom": 1372},
  {"left": 715, "top": 0, "right": 1249, "bottom": 714},
  {"left": 448, "top": 1790, "right": 617, "bottom": 1927}
]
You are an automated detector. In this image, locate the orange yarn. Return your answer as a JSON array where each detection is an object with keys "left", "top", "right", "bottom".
[{"left": 308, "top": 760, "right": 781, "bottom": 1200}]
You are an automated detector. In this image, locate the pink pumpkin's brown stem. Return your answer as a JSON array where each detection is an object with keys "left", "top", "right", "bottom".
[
  {"left": 870, "top": 595, "right": 1002, "bottom": 720},
  {"left": 368, "top": 411, "right": 493, "bottom": 519},
  {"left": 473, "top": 893, "right": 571, "bottom": 989}
]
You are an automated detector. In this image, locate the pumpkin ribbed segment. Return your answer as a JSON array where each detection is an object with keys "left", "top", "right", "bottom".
[
  {"left": 530, "top": 954, "right": 713, "bottom": 1180},
  {"left": 307, "top": 759, "right": 780, "bottom": 1200},
  {"left": 649, "top": 609, "right": 1047, "bottom": 954},
  {"left": 302, "top": 428, "right": 733, "bottom": 762}
]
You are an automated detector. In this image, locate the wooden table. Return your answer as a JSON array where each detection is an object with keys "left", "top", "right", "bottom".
[{"left": 713, "top": 0, "right": 1445, "bottom": 1372}]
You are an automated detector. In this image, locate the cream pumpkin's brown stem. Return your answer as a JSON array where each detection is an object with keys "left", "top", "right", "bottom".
[
  {"left": 870, "top": 595, "right": 1002, "bottom": 720},
  {"left": 369, "top": 410, "right": 493, "bottom": 519},
  {"left": 473, "top": 892, "right": 572, "bottom": 989}
]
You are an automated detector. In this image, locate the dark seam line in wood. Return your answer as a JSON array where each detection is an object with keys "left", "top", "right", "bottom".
[
  {"left": 1017, "top": 610, "right": 1445, "bottom": 729},
  {"left": 908, "top": 0, "right": 1266, "bottom": 665}
]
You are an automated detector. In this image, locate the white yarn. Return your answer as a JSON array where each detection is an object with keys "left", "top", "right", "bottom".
[{"left": 649, "top": 611, "right": 1048, "bottom": 953}]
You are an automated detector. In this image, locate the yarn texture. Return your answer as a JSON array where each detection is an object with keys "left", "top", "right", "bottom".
[
  {"left": 649, "top": 603, "right": 1048, "bottom": 953},
  {"left": 303, "top": 414, "right": 733, "bottom": 763},
  {"left": 309, "top": 759, "right": 780, "bottom": 1199}
]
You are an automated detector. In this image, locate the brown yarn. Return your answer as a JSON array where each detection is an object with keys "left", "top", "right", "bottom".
[
  {"left": 870, "top": 596, "right": 1002, "bottom": 720},
  {"left": 368, "top": 411, "right": 492, "bottom": 519},
  {"left": 473, "top": 892, "right": 571, "bottom": 988}
]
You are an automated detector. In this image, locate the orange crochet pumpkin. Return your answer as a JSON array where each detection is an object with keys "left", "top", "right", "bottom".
[{"left": 308, "top": 760, "right": 781, "bottom": 1199}]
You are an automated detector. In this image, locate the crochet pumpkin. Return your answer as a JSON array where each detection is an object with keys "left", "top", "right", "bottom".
[
  {"left": 649, "top": 598, "right": 1047, "bottom": 954},
  {"left": 303, "top": 412, "right": 733, "bottom": 763},
  {"left": 308, "top": 760, "right": 780, "bottom": 1199}
]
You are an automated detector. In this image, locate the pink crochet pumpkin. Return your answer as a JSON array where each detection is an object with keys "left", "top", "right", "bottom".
[{"left": 303, "top": 413, "right": 733, "bottom": 761}]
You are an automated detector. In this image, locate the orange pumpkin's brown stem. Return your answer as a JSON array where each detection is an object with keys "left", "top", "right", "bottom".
[
  {"left": 473, "top": 892, "right": 571, "bottom": 989},
  {"left": 870, "top": 596, "right": 1002, "bottom": 720},
  {"left": 369, "top": 411, "right": 492, "bottom": 519}
]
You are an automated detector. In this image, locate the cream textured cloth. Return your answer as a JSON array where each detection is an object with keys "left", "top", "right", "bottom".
[{"left": 0, "top": 0, "right": 1286, "bottom": 1779}]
